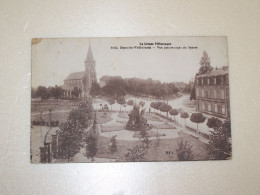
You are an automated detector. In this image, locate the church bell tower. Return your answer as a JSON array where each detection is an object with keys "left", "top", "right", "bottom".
[{"left": 84, "top": 43, "right": 97, "bottom": 94}]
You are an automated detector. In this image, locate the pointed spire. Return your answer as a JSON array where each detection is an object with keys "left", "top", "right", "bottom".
[{"left": 86, "top": 41, "right": 94, "bottom": 62}]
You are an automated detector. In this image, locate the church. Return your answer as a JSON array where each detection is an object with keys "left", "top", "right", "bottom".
[{"left": 62, "top": 44, "right": 97, "bottom": 98}]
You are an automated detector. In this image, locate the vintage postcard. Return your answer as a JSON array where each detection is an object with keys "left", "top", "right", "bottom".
[{"left": 31, "top": 37, "right": 231, "bottom": 163}]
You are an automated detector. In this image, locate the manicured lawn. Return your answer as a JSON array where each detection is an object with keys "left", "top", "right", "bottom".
[
  {"left": 133, "top": 130, "right": 165, "bottom": 138},
  {"left": 100, "top": 125, "right": 123, "bottom": 132},
  {"left": 118, "top": 113, "right": 129, "bottom": 119},
  {"left": 31, "top": 99, "right": 78, "bottom": 113},
  {"left": 153, "top": 122, "right": 176, "bottom": 129},
  {"left": 31, "top": 111, "right": 112, "bottom": 124},
  {"left": 95, "top": 131, "right": 210, "bottom": 162},
  {"left": 118, "top": 112, "right": 164, "bottom": 122},
  {"left": 31, "top": 111, "right": 70, "bottom": 123},
  {"left": 96, "top": 112, "right": 113, "bottom": 124}
]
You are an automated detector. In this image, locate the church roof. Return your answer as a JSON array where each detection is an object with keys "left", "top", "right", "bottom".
[
  {"left": 64, "top": 71, "right": 85, "bottom": 80},
  {"left": 85, "top": 44, "right": 94, "bottom": 62}
]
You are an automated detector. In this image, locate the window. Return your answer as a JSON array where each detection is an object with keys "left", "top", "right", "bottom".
[
  {"left": 202, "top": 101, "right": 205, "bottom": 110},
  {"left": 208, "top": 103, "right": 211, "bottom": 112},
  {"left": 196, "top": 89, "right": 199, "bottom": 97},
  {"left": 222, "top": 105, "right": 226, "bottom": 114},
  {"left": 201, "top": 89, "right": 204, "bottom": 97},
  {"left": 215, "top": 103, "right": 218, "bottom": 112},
  {"left": 218, "top": 104, "right": 222, "bottom": 113},
  {"left": 208, "top": 78, "right": 210, "bottom": 84},
  {"left": 214, "top": 90, "right": 217, "bottom": 99},
  {"left": 214, "top": 77, "right": 216, "bottom": 84},
  {"left": 210, "top": 89, "right": 214, "bottom": 98},
  {"left": 221, "top": 89, "right": 225, "bottom": 99}
]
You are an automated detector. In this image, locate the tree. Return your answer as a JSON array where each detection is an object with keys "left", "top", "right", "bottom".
[
  {"left": 207, "top": 117, "right": 222, "bottom": 129},
  {"left": 109, "top": 135, "right": 117, "bottom": 153},
  {"left": 159, "top": 102, "right": 172, "bottom": 117},
  {"left": 139, "top": 101, "right": 145, "bottom": 108},
  {"left": 89, "top": 81, "right": 100, "bottom": 98},
  {"left": 51, "top": 85, "right": 64, "bottom": 101},
  {"left": 102, "top": 76, "right": 126, "bottom": 98},
  {"left": 150, "top": 102, "right": 155, "bottom": 112},
  {"left": 140, "top": 129, "right": 151, "bottom": 149},
  {"left": 35, "top": 86, "right": 47, "bottom": 99},
  {"left": 198, "top": 50, "right": 213, "bottom": 75},
  {"left": 117, "top": 96, "right": 126, "bottom": 112},
  {"left": 176, "top": 139, "right": 193, "bottom": 161},
  {"left": 124, "top": 145, "right": 147, "bottom": 162},
  {"left": 41, "top": 90, "right": 51, "bottom": 101},
  {"left": 74, "top": 98, "right": 94, "bottom": 130},
  {"left": 107, "top": 98, "right": 115, "bottom": 111},
  {"left": 127, "top": 100, "right": 134, "bottom": 106},
  {"left": 190, "top": 113, "right": 206, "bottom": 132},
  {"left": 207, "top": 118, "right": 231, "bottom": 160},
  {"left": 71, "top": 87, "right": 80, "bottom": 99},
  {"left": 31, "top": 87, "right": 37, "bottom": 98},
  {"left": 57, "top": 111, "right": 84, "bottom": 162},
  {"left": 86, "top": 113, "right": 98, "bottom": 161},
  {"left": 190, "top": 85, "right": 196, "bottom": 100},
  {"left": 180, "top": 112, "right": 189, "bottom": 126},
  {"left": 169, "top": 109, "right": 178, "bottom": 122}
]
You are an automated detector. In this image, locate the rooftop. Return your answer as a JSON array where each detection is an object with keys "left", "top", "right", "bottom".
[
  {"left": 196, "top": 67, "right": 228, "bottom": 78},
  {"left": 64, "top": 71, "right": 85, "bottom": 80}
]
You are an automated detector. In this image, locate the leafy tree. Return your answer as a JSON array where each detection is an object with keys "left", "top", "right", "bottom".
[
  {"left": 51, "top": 85, "right": 64, "bottom": 101},
  {"left": 159, "top": 102, "right": 172, "bottom": 117},
  {"left": 169, "top": 109, "right": 178, "bottom": 122},
  {"left": 198, "top": 50, "right": 213, "bottom": 75},
  {"left": 35, "top": 86, "right": 52, "bottom": 100},
  {"left": 176, "top": 139, "right": 193, "bottom": 161},
  {"left": 86, "top": 113, "right": 98, "bottom": 161},
  {"left": 127, "top": 100, "right": 134, "bottom": 106},
  {"left": 180, "top": 112, "right": 189, "bottom": 125},
  {"left": 71, "top": 87, "right": 80, "bottom": 99},
  {"left": 125, "top": 129, "right": 151, "bottom": 162},
  {"left": 107, "top": 98, "right": 115, "bottom": 111},
  {"left": 190, "top": 85, "right": 196, "bottom": 100},
  {"left": 57, "top": 112, "right": 84, "bottom": 162},
  {"left": 35, "top": 86, "right": 47, "bottom": 99},
  {"left": 89, "top": 81, "right": 100, "bottom": 98},
  {"left": 125, "top": 145, "right": 147, "bottom": 162},
  {"left": 207, "top": 117, "right": 222, "bottom": 129},
  {"left": 109, "top": 135, "right": 117, "bottom": 153},
  {"left": 73, "top": 98, "right": 94, "bottom": 130},
  {"left": 31, "top": 87, "right": 37, "bottom": 98},
  {"left": 140, "top": 130, "right": 151, "bottom": 149},
  {"left": 139, "top": 101, "right": 145, "bottom": 107},
  {"left": 190, "top": 113, "right": 206, "bottom": 132},
  {"left": 150, "top": 102, "right": 155, "bottom": 112},
  {"left": 99, "top": 76, "right": 180, "bottom": 98},
  {"left": 207, "top": 118, "right": 231, "bottom": 160},
  {"left": 102, "top": 76, "right": 126, "bottom": 98},
  {"left": 41, "top": 90, "right": 51, "bottom": 101},
  {"left": 117, "top": 96, "right": 126, "bottom": 112}
]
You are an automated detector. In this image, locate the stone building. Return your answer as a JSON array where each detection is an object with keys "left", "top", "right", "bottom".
[
  {"left": 62, "top": 44, "right": 97, "bottom": 98},
  {"left": 195, "top": 66, "right": 230, "bottom": 118}
]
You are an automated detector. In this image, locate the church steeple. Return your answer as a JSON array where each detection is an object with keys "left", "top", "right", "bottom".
[
  {"left": 85, "top": 42, "right": 94, "bottom": 63},
  {"left": 84, "top": 42, "right": 96, "bottom": 95}
]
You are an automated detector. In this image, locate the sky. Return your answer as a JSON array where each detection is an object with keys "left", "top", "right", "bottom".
[{"left": 31, "top": 37, "right": 228, "bottom": 87}]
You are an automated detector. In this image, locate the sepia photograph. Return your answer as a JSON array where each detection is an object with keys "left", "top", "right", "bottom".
[{"left": 31, "top": 37, "right": 231, "bottom": 163}]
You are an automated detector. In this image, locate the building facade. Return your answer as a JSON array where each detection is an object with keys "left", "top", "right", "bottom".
[
  {"left": 62, "top": 44, "right": 97, "bottom": 98},
  {"left": 195, "top": 66, "right": 230, "bottom": 119}
]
